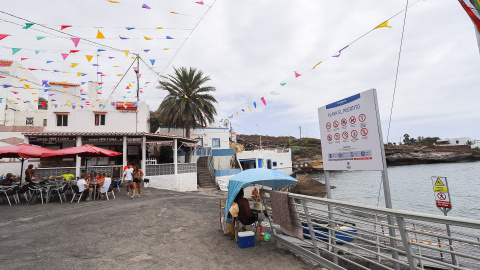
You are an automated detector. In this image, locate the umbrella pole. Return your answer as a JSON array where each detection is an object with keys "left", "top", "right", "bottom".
[{"left": 19, "top": 158, "right": 25, "bottom": 185}]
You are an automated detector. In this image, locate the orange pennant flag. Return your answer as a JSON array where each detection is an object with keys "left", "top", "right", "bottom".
[
  {"left": 123, "top": 50, "right": 129, "bottom": 57},
  {"left": 143, "top": 36, "right": 153, "bottom": 40},
  {"left": 86, "top": 55, "right": 93, "bottom": 62},
  {"left": 97, "top": 30, "right": 105, "bottom": 39},
  {"left": 69, "top": 63, "right": 78, "bottom": 68}
]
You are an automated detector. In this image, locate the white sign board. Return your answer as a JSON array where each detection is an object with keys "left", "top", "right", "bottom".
[
  {"left": 318, "top": 89, "right": 385, "bottom": 171},
  {"left": 432, "top": 176, "right": 452, "bottom": 208}
]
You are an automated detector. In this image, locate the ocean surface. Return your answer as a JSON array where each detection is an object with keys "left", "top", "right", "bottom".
[{"left": 308, "top": 161, "right": 480, "bottom": 221}]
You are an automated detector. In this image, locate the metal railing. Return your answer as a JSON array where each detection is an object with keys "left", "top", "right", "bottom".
[
  {"left": 145, "top": 163, "right": 197, "bottom": 176},
  {"left": 262, "top": 191, "right": 480, "bottom": 270}
]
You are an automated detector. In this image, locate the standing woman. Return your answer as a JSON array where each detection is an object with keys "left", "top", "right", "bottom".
[{"left": 131, "top": 164, "right": 144, "bottom": 199}]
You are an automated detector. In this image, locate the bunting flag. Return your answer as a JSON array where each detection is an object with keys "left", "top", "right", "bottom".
[
  {"left": 36, "top": 36, "right": 45, "bottom": 40},
  {"left": 253, "top": 102, "right": 256, "bottom": 108},
  {"left": 12, "top": 48, "right": 21, "bottom": 55},
  {"left": 236, "top": 112, "right": 238, "bottom": 115},
  {"left": 70, "top": 50, "right": 80, "bottom": 53},
  {"left": 61, "top": 25, "right": 72, "bottom": 30},
  {"left": 166, "top": 36, "right": 173, "bottom": 39},
  {"left": 85, "top": 55, "right": 93, "bottom": 62},
  {"left": 312, "top": 61, "right": 322, "bottom": 69},
  {"left": 108, "top": 0, "right": 120, "bottom": 3},
  {"left": 280, "top": 82, "right": 286, "bottom": 86},
  {"left": 126, "top": 27, "right": 135, "bottom": 30},
  {"left": 142, "top": 4, "right": 151, "bottom": 9},
  {"left": 247, "top": 106, "right": 251, "bottom": 111},
  {"left": 333, "top": 45, "right": 349, "bottom": 57},
  {"left": 0, "top": 35, "right": 8, "bottom": 41},
  {"left": 97, "top": 30, "right": 105, "bottom": 39},
  {"left": 150, "top": 59, "right": 155, "bottom": 66},
  {"left": 374, "top": 21, "right": 392, "bottom": 29},
  {"left": 294, "top": 71, "right": 301, "bottom": 78},
  {"left": 23, "top": 23, "right": 35, "bottom": 29},
  {"left": 61, "top": 53, "right": 69, "bottom": 60},
  {"left": 261, "top": 97, "right": 266, "bottom": 106},
  {"left": 196, "top": 1, "right": 204, "bottom": 4},
  {"left": 123, "top": 50, "right": 129, "bottom": 57},
  {"left": 41, "top": 80, "right": 48, "bottom": 86},
  {"left": 119, "top": 36, "right": 129, "bottom": 40},
  {"left": 156, "top": 27, "right": 163, "bottom": 29},
  {"left": 71, "top": 37, "right": 80, "bottom": 47},
  {"left": 34, "top": 50, "right": 40, "bottom": 54},
  {"left": 21, "top": 58, "right": 28, "bottom": 61},
  {"left": 69, "top": 63, "right": 79, "bottom": 68},
  {"left": 47, "top": 60, "right": 53, "bottom": 63},
  {"left": 144, "top": 36, "right": 153, "bottom": 40},
  {"left": 77, "top": 72, "right": 84, "bottom": 77},
  {"left": 24, "top": 84, "right": 32, "bottom": 89}
]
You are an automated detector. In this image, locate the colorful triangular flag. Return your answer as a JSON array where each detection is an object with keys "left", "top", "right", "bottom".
[{"left": 97, "top": 30, "right": 105, "bottom": 39}]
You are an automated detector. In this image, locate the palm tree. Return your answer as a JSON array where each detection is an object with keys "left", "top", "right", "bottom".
[{"left": 157, "top": 67, "right": 217, "bottom": 162}]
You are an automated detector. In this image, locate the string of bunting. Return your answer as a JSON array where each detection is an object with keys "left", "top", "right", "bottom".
[{"left": 208, "top": 0, "right": 422, "bottom": 128}]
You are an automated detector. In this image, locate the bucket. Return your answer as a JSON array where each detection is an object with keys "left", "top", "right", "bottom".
[{"left": 238, "top": 231, "right": 255, "bottom": 248}]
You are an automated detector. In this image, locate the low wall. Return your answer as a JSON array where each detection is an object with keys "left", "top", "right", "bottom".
[{"left": 147, "top": 172, "right": 197, "bottom": 192}]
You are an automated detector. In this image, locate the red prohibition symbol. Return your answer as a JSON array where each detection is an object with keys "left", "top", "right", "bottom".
[
  {"left": 342, "top": 131, "right": 348, "bottom": 139},
  {"left": 334, "top": 133, "right": 340, "bottom": 140},
  {"left": 351, "top": 130, "right": 358, "bottom": 138},
  {"left": 333, "top": 120, "right": 339, "bottom": 128},
  {"left": 437, "top": 193, "right": 447, "bottom": 200},
  {"left": 327, "top": 134, "right": 333, "bottom": 141},
  {"left": 326, "top": 122, "right": 331, "bottom": 129},
  {"left": 359, "top": 114, "right": 366, "bottom": 122},
  {"left": 349, "top": 116, "right": 356, "bottom": 124},
  {"left": 341, "top": 118, "right": 347, "bottom": 126},
  {"left": 360, "top": 128, "right": 368, "bottom": 136}
]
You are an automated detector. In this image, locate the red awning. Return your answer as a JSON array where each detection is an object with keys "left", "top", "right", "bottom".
[{"left": 0, "top": 143, "right": 57, "bottom": 159}]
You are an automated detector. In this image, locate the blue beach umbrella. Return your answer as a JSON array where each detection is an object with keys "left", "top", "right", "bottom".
[{"left": 225, "top": 168, "right": 297, "bottom": 218}]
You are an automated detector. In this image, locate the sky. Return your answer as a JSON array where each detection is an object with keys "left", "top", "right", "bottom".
[{"left": 0, "top": 0, "right": 479, "bottom": 144}]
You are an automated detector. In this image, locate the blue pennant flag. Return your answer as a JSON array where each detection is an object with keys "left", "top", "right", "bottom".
[
  {"left": 166, "top": 36, "right": 173, "bottom": 39},
  {"left": 253, "top": 102, "right": 256, "bottom": 108},
  {"left": 97, "top": 49, "right": 106, "bottom": 52},
  {"left": 46, "top": 61, "right": 53, "bottom": 64},
  {"left": 126, "top": 27, "right": 135, "bottom": 30},
  {"left": 150, "top": 59, "right": 155, "bottom": 66}
]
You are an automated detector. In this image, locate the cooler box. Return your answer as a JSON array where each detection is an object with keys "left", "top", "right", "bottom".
[{"left": 238, "top": 231, "right": 255, "bottom": 248}]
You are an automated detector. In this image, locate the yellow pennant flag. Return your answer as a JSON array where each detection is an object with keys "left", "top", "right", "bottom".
[
  {"left": 113, "top": 65, "right": 119, "bottom": 67},
  {"left": 24, "top": 84, "right": 31, "bottom": 89},
  {"left": 86, "top": 55, "right": 93, "bottom": 62},
  {"left": 117, "top": 74, "right": 122, "bottom": 77},
  {"left": 66, "top": 100, "right": 71, "bottom": 103},
  {"left": 34, "top": 99, "right": 38, "bottom": 102},
  {"left": 68, "top": 105, "right": 71, "bottom": 108},
  {"left": 170, "top": 11, "right": 178, "bottom": 14},
  {"left": 130, "top": 56, "right": 135, "bottom": 59},
  {"left": 70, "top": 63, "right": 78, "bottom": 68},
  {"left": 248, "top": 106, "right": 251, "bottom": 111},
  {"left": 312, "top": 61, "right": 322, "bottom": 69},
  {"left": 236, "top": 112, "right": 238, "bottom": 115},
  {"left": 144, "top": 36, "right": 153, "bottom": 40},
  {"left": 374, "top": 21, "right": 392, "bottom": 29},
  {"left": 163, "top": 48, "right": 169, "bottom": 50},
  {"left": 32, "top": 93, "right": 37, "bottom": 95},
  {"left": 97, "top": 30, "right": 105, "bottom": 39},
  {"left": 18, "top": 66, "right": 25, "bottom": 69},
  {"left": 107, "top": 0, "right": 119, "bottom": 3},
  {"left": 62, "top": 71, "right": 68, "bottom": 73},
  {"left": 184, "top": 95, "right": 188, "bottom": 99},
  {"left": 123, "top": 50, "right": 129, "bottom": 57},
  {"left": 77, "top": 72, "right": 84, "bottom": 77},
  {"left": 63, "top": 89, "right": 67, "bottom": 92},
  {"left": 156, "top": 27, "right": 163, "bottom": 29},
  {"left": 19, "top": 78, "right": 27, "bottom": 81}
]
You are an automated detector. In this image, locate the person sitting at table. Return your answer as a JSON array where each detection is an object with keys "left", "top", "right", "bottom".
[
  {"left": 0, "top": 173, "right": 19, "bottom": 185},
  {"left": 96, "top": 172, "right": 105, "bottom": 193},
  {"left": 54, "top": 170, "right": 75, "bottom": 181},
  {"left": 251, "top": 187, "right": 261, "bottom": 202},
  {"left": 80, "top": 170, "right": 87, "bottom": 179},
  {"left": 99, "top": 173, "right": 112, "bottom": 199},
  {"left": 77, "top": 175, "right": 93, "bottom": 201},
  {"left": 25, "top": 164, "right": 36, "bottom": 183},
  {"left": 234, "top": 189, "right": 258, "bottom": 229}
]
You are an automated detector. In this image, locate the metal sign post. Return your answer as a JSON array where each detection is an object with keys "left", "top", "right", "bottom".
[
  {"left": 318, "top": 89, "right": 399, "bottom": 269},
  {"left": 432, "top": 176, "right": 457, "bottom": 266}
]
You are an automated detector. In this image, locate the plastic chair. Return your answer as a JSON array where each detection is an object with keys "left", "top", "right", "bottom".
[
  {"left": 28, "top": 185, "right": 47, "bottom": 204},
  {"left": 15, "top": 184, "right": 31, "bottom": 203},
  {"left": 0, "top": 187, "right": 13, "bottom": 205},
  {"left": 71, "top": 184, "right": 88, "bottom": 203},
  {"left": 105, "top": 183, "right": 115, "bottom": 200},
  {"left": 50, "top": 184, "right": 67, "bottom": 203}
]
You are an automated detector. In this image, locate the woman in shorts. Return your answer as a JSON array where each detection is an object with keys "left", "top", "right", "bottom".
[{"left": 131, "top": 164, "right": 144, "bottom": 199}]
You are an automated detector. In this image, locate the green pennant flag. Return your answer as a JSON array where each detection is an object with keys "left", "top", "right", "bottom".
[
  {"left": 12, "top": 48, "right": 21, "bottom": 55},
  {"left": 36, "top": 36, "right": 45, "bottom": 40},
  {"left": 23, "top": 23, "right": 35, "bottom": 29},
  {"left": 34, "top": 50, "right": 40, "bottom": 55}
]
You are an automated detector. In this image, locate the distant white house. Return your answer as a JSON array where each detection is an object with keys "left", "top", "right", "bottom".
[{"left": 436, "top": 137, "right": 480, "bottom": 148}]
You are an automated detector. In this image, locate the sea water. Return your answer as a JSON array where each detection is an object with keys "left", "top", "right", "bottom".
[{"left": 309, "top": 161, "right": 480, "bottom": 221}]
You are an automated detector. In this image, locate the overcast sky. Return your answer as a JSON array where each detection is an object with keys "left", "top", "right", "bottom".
[{"left": 1, "top": 0, "right": 479, "bottom": 143}]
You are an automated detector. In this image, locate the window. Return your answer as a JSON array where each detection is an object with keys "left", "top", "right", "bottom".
[
  {"left": 95, "top": 114, "right": 106, "bottom": 126},
  {"left": 267, "top": 159, "right": 272, "bottom": 169},
  {"left": 43, "top": 119, "right": 47, "bottom": 127},
  {"left": 56, "top": 115, "right": 68, "bottom": 126},
  {"left": 26, "top": 117, "right": 33, "bottom": 126},
  {"left": 212, "top": 138, "right": 220, "bottom": 148},
  {"left": 272, "top": 161, "right": 277, "bottom": 167}
]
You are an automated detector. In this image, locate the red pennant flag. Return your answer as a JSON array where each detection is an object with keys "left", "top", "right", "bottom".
[
  {"left": 41, "top": 102, "right": 46, "bottom": 107},
  {"left": 98, "top": 82, "right": 103, "bottom": 85},
  {"left": 261, "top": 97, "right": 266, "bottom": 106},
  {"left": 21, "top": 58, "right": 28, "bottom": 61},
  {"left": 69, "top": 50, "right": 80, "bottom": 53},
  {"left": 61, "top": 25, "right": 72, "bottom": 30},
  {"left": 28, "top": 68, "right": 37, "bottom": 71},
  {"left": 0, "top": 34, "right": 9, "bottom": 41}
]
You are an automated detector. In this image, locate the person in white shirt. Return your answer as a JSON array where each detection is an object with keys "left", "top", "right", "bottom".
[
  {"left": 99, "top": 173, "right": 112, "bottom": 199},
  {"left": 123, "top": 165, "right": 134, "bottom": 196},
  {"left": 77, "top": 177, "right": 92, "bottom": 201}
]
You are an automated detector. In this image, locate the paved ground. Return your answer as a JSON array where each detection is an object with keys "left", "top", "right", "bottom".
[{"left": 0, "top": 187, "right": 317, "bottom": 270}]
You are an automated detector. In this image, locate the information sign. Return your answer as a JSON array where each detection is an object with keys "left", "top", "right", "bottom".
[
  {"left": 432, "top": 176, "right": 452, "bottom": 209},
  {"left": 318, "top": 89, "right": 384, "bottom": 171}
]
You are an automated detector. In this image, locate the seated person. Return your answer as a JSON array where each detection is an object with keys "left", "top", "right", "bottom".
[
  {"left": 99, "top": 173, "right": 112, "bottom": 199},
  {"left": 0, "top": 173, "right": 18, "bottom": 185},
  {"left": 77, "top": 176, "right": 93, "bottom": 201},
  {"left": 55, "top": 170, "right": 75, "bottom": 181},
  {"left": 25, "top": 164, "right": 36, "bottom": 183},
  {"left": 234, "top": 189, "right": 257, "bottom": 225},
  {"left": 251, "top": 187, "right": 261, "bottom": 202}
]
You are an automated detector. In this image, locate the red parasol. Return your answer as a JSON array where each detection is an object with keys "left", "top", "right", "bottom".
[
  {"left": 0, "top": 143, "right": 57, "bottom": 184},
  {"left": 41, "top": 144, "right": 122, "bottom": 159}
]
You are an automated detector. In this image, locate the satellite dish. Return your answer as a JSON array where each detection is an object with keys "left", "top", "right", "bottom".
[{"left": 223, "top": 119, "right": 229, "bottom": 127}]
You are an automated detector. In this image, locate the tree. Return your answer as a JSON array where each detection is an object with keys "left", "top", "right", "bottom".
[
  {"left": 403, "top": 134, "right": 410, "bottom": 145},
  {"left": 157, "top": 67, "right": 217, "bottom": 162}
]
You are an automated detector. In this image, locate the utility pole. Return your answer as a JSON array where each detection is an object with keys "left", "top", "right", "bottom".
[
  {"left": 299, "top": 126, "right": 302, "bottom": 138},
  {"left": 134, "top": 54, "right": 140, "bottom": 133}
]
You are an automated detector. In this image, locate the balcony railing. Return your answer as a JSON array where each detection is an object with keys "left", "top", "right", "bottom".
[{"left": 145, "top": 163, "right": 196, "bottom": 176}]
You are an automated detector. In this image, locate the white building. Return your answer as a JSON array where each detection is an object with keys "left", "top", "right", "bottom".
[
  {"left": 0, "top": 59, "right": 47, "bottom": 127},
  {"left": 236, "top": 148, "right": 293, "bottom": 175},
  {"left": 436, "top": 137, "right": 480, "bottom": 148}
]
